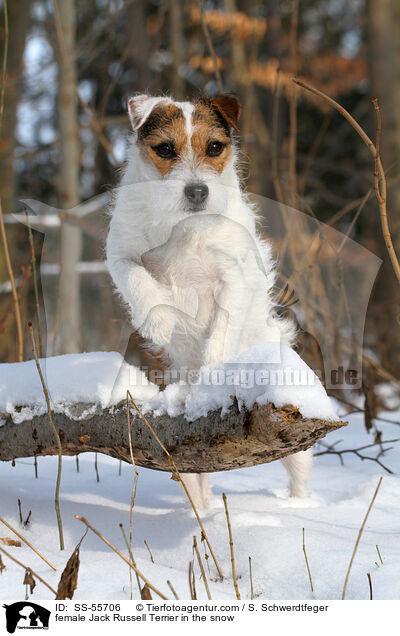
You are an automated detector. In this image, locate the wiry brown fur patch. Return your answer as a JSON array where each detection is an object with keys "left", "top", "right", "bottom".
[
  {"left": 138, "top": 103, "right": 187, "bottom": 176},
  {"left": 191, "top": 100, "right": 232, "bottom": 173}
]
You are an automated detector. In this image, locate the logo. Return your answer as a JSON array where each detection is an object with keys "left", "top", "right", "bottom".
[{"left": 3, "top": 602, "right": 50, "bottom": 634}]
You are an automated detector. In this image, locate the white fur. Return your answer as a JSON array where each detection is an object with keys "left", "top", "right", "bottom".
[{"left": 107, "top": 94, "right": 312, "bottom": 508}]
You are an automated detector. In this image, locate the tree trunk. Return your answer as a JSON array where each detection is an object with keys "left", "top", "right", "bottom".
[
  {"left": 0, "top": 0, "right": 30, "bottom": 214},
  {"left": 0, "top": 402, "right": 345, "bottom": 472},
  {"left": 56, "top": 0, "right": 82, "bottom": 354},
  {"left": 0, "top": 0, "right": 30, "bottom": 362},
  {"left": 366, "top": 0, "right": 400, "bottom": 376}
]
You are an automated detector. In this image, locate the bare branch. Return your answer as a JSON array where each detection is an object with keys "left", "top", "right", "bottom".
[
  {"left": 293, "top": 78, "right": 400, "bottom": 285},
  {"left": 0, "top": 401, "right": 346, "bottom": 472},
  {"left": 199, "top": 0, "right": 223, "bottom": 92},
  {"left": 314, "top": 438, "right": 398, "bottom": 474}
]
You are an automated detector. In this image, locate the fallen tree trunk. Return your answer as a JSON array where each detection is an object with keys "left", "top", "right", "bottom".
[{"left": 0, "top": 402, "right": 346, "bottom": 472}]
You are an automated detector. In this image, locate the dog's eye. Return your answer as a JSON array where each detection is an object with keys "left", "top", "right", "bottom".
[
  {"left": 153, "top": 142, "right": 176, "bottom": 159},
  {"left": 206, "top": 141, "right": 225, "bottom": 157}
]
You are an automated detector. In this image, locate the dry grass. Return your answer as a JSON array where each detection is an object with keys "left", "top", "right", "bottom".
[
  {"left": 342, "top": 476, "right": 383, "bottom": 600},
  {"left": 0, "top": 516, "right": 56, "bottom": 571}
]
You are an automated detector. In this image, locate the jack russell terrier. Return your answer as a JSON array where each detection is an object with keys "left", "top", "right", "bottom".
[{"left": 106, "top": 93, "right": 312, "bottom": 508}]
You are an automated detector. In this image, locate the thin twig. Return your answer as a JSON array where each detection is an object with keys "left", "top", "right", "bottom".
[
  {"left": 0, "top": 202, "right": 23, "bottom": 361},
  {"left": 249, "top": 556, "right": 254, "bottom": 600},
  {"left": 314, "top": 439, "right": 397, "bottom": 474},
  {"left": 119, "top": 523, "right": 141, "bottom": 599},
  {"left": 328, "top": 389, "right": 398, "bottom": 418},
  {"left": 0, "top": 517, "right": 56, "bottom": 571},
  {"left": 167, "top": 579, "right": 179, "bottom": 599},
  {"left": 323, "top": 172, "right": 400, "bottom": 227},
  {"left": 222, "top": 493, "right": 240, "bottom": 599},
  {"left": 370, "top": 96, "right": 400, "bottom": 281},
  {"left": 28, "top": 322, "right": 64, "bottom": 550},
  {"left": 126, "top": 394, "right": 139, "bottom": 599},
  {"left": 363, "top": 351, "right": 400, "bottom": 390},
  {"left": 0, "top": 264, "right": 31, "bottom": 336},
  {"left": 127, "top": 391, "right": 223, "bottom": 580},
  {"left": 201, "top": 536, "right": 212, "bottom": 579},
  {"left": 199, "top": 0, "right": 223, "bottom": 92},
  {"left": 23, "top": 511, "right": 31, "bottom": 528},
  {"left": 94, "top": 453, "right": 100, "bottom": 482},
  {"left": 271, "top": 70, "right": 285, "bottom": 206},
  {"left": 317, "top": 438, "right": 400, "bottom": 454},
  {"left": 51, "top": 276, "right": 61, "bottom": 357},
  {"left": 97, "top": 30, "right": 136, "bottom": 118},
  {"left": 127, "top": 428, "right": 137, "bottom": 597},
  {"left": 298, "top": 116, "right": 331, "bottom": 196},
  {"left": 74, "top": 515, "right": 168, "bottom": 599},
  {"left": 372, "top": 97, "right": 383, "bottom": 203},
  {"left": 376, "top": 544, "right": 383, "bottom": 565},
  {"left": 342, "top": 477, "right": 383, "bottom": 599},
  {"left": 188, "top": 559, "right": 197, "bottom": 600},
  {"left": 0, "top": 0, "right": 8, "bottom": 132},
  {"left": 0, "top": 547, "right": 56, "bottom": 596},
  {"left": 367, "top": 572, "right": 373, "bottom": 600},
  {"left": 302, "top": 528, "right": 314, "bottom": 593},
  {"left": 327, "top": 191, "right": 373, "bottom": 227},
  {"left": 293, "top": 78, "right": 400, "bottom": 284},
  {"left": 25, "top": 211, "right": 43, "bottom": 358},
  {"left": 144, "top": 540, "right": 154, "bottom": 564},
  {"left": 337, "top": 190, "right": 371, "bottom": 253},
  {"left": 193, "top": 536, "right": 212, "bottom": 599}
]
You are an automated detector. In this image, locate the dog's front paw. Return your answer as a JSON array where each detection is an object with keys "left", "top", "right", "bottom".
[{"left": 139, "top": 305, "right": 177, "bottom": 346}]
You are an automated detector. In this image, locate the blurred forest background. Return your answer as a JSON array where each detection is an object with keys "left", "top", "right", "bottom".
[{"left": 0, "top": 0, "right": 399, "bottom": 408}]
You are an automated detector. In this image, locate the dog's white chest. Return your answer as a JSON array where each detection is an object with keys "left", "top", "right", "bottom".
[
  {"left": 143, "top": 229, "right": 221, "bottom": 326},
  {"left": 143, "top": 223, "right": 220, "bottom": 285}
]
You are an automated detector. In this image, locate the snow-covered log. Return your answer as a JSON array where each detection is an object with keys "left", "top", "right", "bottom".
[{"left": 0, "top": 401, "right": 346, "bottom": 472}]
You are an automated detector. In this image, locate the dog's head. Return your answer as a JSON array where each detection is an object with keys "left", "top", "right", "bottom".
[{"left": 127, "top": 93, "right": 241, "bottom": 215}]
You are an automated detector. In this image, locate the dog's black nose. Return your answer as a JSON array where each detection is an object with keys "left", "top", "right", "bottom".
[{"left": 184, "top": 182, "right": 209, "bottom": 208}]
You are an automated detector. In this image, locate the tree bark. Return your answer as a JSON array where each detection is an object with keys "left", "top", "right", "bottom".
[
  {"left": 0, "top": 0, "right": 30, "bottom": 214},
  {"left": 366, "top": 0, "right": 400, "bottom": 376},
  {"left": 0, "top": 0, "right": 30, "bottom": 362},
  {"left": 56, "top": 0, "right": 82, "bottom": 354},
  {"left": 0, "top": 402, "right": 345, "bottom": 472}
]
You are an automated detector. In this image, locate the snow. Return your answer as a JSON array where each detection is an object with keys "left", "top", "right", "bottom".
[
  {"left": 2, "top": 346, "right": 397, "bottom": 600},
  {"left": 0, "top": 344, "right": 338, "bottom": 424},
  {"left": 0, "top": 410, "right": 399, "bottom": 600},
  {"left": 0, "top": 352, "right": 158, "bottom": 424},
  {"left": 374, "top": 382, "right": 400, "bottom": 411},
  {"left": 183, "top": 344, "right": 338, "bottom": 421}
]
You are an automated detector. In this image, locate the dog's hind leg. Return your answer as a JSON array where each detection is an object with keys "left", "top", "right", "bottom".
[
  {"left": 280, "top": 448, "right": 312, "bottom": 498},
  {"left": 181, "top": 473, "right": 210, "bottom": 509}
]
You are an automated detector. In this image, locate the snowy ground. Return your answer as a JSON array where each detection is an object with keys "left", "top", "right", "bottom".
[{"left": 0, "top": 407, "right": 399, "bottom": 601}]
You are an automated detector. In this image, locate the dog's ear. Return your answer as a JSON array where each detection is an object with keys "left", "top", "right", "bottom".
[
  {"left": 207, "top": 94, "right": 241, "bottom": 131},
  {"left": 127, "top": 95, "right": 169, "bottom": 131}
]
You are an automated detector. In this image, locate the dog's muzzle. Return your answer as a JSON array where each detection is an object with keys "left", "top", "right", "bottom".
[{"left": 184, "top": 182, "right": 209, "bottom": 211}]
